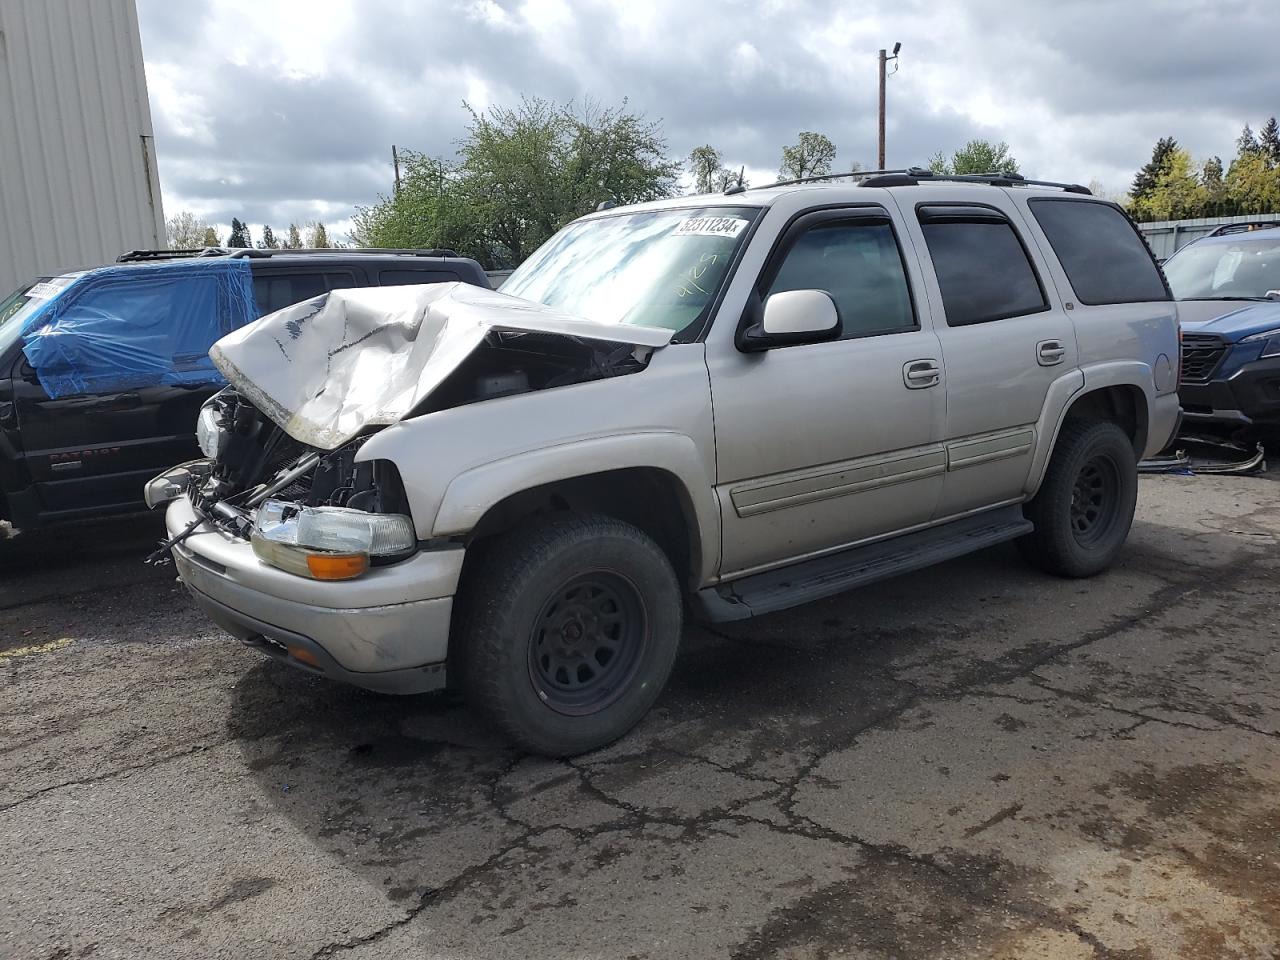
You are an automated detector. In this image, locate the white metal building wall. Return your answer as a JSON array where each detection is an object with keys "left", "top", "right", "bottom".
[{"left": 0, "top": 0, "right": 163, "bottom": 294}]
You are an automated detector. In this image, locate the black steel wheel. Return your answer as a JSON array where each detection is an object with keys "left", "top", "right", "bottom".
[
  {"left": 457, "top": 514, "right": 682, "bottom": 756},
  {"left": 1020, "top": 419, "right": 1138, "bottom": 578},
  {"left": 1069, "top": 454, "right": 1123, "bottom": 547},
  {"left": 528, "top": 571, "right": 648, "bottom": 716}
]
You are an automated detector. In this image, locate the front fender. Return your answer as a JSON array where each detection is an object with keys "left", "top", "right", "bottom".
[{"left": 432, "top": 431, "right": 721, "bottom": 584}]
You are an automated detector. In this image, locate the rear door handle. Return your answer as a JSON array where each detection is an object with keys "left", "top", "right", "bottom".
[
  {"left": 1037, "top": 339, "right": 1066, "bottom": 366},
  {"left": 903, "top": 359, "right": 941, "bottom": 389}
]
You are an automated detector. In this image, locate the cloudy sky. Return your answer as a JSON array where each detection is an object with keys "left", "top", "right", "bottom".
[{"left": 137, "top": 0, "right": 1277, "bottom": 243}]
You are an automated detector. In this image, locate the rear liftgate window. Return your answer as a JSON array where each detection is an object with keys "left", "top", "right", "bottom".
[
  {"left": 918, "top": 205, "right": 1048, "bottom": 326},
  {"left": 1028, "top": 198, "right": 1169, "bottom": 305}
]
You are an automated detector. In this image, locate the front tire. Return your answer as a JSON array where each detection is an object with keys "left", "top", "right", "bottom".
[
  {"left": 457, "top": 515, "right": 682, "bottom": 756},
  {"left": 1019, "top": 419, "right": 1138, "bottom": 578}
]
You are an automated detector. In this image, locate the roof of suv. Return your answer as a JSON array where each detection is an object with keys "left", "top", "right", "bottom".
[
  {"left": 1182, "top": 224, "right": 1280, "bottom": 248},
  {"left": 584, "top": 169, "right": 1096, "bottom": 219}
]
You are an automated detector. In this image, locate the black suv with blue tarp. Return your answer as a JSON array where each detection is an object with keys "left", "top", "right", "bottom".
[{"left": 0, "top": 247, "right": 488, "bottom": 529}]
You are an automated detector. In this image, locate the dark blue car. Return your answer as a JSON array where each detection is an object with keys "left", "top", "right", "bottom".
[{"left": 1163, "top": 227, "right": 1280, "bottom": 433}]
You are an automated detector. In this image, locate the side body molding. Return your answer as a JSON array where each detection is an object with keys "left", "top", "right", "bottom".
[{"left": 432, "top": 431, "right": 722, "bottom": 584}]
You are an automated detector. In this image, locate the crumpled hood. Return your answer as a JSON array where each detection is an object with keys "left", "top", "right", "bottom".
[
  {"left": 1178, "top": 300, "right": 1280, "bottom": 341},
  {"left": 210, "top": 282, "right": 674, "bottom": 450}
]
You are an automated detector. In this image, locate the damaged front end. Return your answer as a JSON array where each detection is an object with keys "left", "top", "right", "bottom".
[
  {"left": 145, "top": 387, "right": 416, "bottom": 580},
  {"left": 145, "top": 284, "right": 672, "bottom": 578}
]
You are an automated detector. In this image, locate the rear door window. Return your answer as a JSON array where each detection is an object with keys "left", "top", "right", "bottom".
[
  {"left": 251, "top": 271, "right": 356, "bottom": 315},
  {"left": 378, "top": 269, "right": 460, "bottom": 286},
  {"left": 1029, "top": 199, "right": 1169, "bottom": 304},
  {"left": 917, "top": 206, "right": 1048, "bottom": 326}
]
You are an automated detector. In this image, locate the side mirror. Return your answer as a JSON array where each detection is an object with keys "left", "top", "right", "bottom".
[
  {"left": 19, "top": 358, "right": 40, "bottom": 384},
  {"left": 739, "top": 289, "right": 841, "bottom": 352}
]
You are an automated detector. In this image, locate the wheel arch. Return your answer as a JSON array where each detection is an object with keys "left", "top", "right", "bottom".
[
  {"left": 1028, "top": 364, "right": 1154, "bottom": 496},
  {"left": 435, "top": 433, "right": 720, "bottom": 590}
]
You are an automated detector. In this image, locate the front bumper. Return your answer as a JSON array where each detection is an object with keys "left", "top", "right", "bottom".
[
  {"left": 166, "top": 495, "right": 463, "bottom": 694},
  {"left": 1178, "top": 354, "right": 1280, "bottom": 427}
]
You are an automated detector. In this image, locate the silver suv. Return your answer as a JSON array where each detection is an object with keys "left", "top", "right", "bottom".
[{"left": 149, "top": 172, "right": 1181, "bottom": 756}]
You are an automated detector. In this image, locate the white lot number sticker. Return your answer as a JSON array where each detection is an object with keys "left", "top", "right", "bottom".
[
  {"left": 672, "top": 216, "right": 748, "bottom": 239},
  {"left": 25, "top": 276, "right": 77, "bottom": 300}
]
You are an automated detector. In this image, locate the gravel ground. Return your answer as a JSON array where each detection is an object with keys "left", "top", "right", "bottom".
[{"left": 2, "top": 468, "right": 1279, "bottom": 960}]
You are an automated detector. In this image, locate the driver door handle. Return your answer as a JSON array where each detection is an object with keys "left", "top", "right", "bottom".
[{"left": 903, "top": 359, "right": 941, "bottom": 389}]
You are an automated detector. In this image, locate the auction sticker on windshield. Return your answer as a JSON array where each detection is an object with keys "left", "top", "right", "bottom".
[
  {"left": 26, "top": 276, "right": 78, "bottom": 300},
  {"left": 672, "top": 216, "right": 748, "bottom": 239}
]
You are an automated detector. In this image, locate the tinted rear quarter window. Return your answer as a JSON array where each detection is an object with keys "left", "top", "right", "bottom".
[
  {"left": 1029, "top": 199, "right": 1169, "bottom": 304},
  {"left": 918, "top": 209, "right": 1047, "bottom": 326},
  {"left": 378, "top": 269, "right": 460, "bottom": 286},
  {"left": 252, "top": 271, "right": 355, "bottom": 315}
]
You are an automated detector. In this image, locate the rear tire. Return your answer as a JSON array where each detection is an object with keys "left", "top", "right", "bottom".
[
  {"left": 1019, "top": 419, "right": 1138, "bottom": 578},
  {"left": 456, "top": 514, "right": 682, "bottom": 756}
]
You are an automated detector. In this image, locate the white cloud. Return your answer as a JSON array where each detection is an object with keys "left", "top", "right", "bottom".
[{"left": 138, "top": 0, "right": 1277, "bottom": 224}]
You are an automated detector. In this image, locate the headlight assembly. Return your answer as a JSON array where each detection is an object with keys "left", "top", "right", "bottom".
[
  {"left": 196, "top": 404, "right": 229, "bottom": 460},
  {"left": 250, "top": 500, "right": 416, "bottom": 580},
  {"left": 1242, "top": 327, "right": 1280, "bottom": 359}
]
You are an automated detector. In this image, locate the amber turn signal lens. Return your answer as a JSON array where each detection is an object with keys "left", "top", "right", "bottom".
[
  {"left": 304, "top": 553, "right": 370, "bottom": 580},
  {"left": 287, "top": 645, "right": 320, "bottom": 667}
]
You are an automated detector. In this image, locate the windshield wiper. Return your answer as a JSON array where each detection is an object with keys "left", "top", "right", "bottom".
[{"left": 1180, "top": 296, "right": 1272, "bottom": 302}]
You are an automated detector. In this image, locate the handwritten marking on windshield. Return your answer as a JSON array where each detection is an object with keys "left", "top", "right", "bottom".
[{"left": 676, "top": 253, "right": 721, "bottom": 298}]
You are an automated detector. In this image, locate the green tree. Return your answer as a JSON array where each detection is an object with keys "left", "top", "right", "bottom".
[
  {"left": 1201, "top": 156, "right": 1229, "bottom": 212},
  {"left": 929, "top": 140, "right": 1019, "bottom": 176},
  {"left": 257, "top": 224, "right": 280, "bottom": 249},
  {"left": 1260, "top": 117, "right": 1280, "bottom": 166},
  {"left": 306, "top": 222, "right": 330, "bottom": 248},
  {"left": 688, "top": 144, "right": 724, "bottom": 194},
  {"left": 226, "top": 218, "right": 250, "bottom": 248},
  {"left": 165, "top": 211, "right": 210, "bottom": 249},
  {"left": 779, "top": 131, "right": 835, "bottom": 180},
  {"left": 952, "top": 139, "right": 1019, "bottom": 175},
  {"left": 557, "top": 98, "right": 680, "bottom": 214},
  {"left": 1236, "top": 124, "right": 1261, "bottom": 157},
  {"left": 1129, "top": 148, "right": 1207, "bottom": 221},
  {"left": 353, "top": 97, "right": 678, "bottom": 267},
  {"left": 200, "top": 226, "right": 221, "bottom": 247},
  {"left": 351, "top": 153, "right": 485, "bottom": 257},
  {"left": 1226, "top": 151, "right": 1280, "bottom": 214},
  {"left": 1130, "top": 136, "right": 1177, "bottom": 203},
  {"left": 285, "top": 224, "right": 303, "bottom": 249}
]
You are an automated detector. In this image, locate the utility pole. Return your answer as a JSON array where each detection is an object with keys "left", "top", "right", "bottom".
[
  {"left": 392, "top": 144, "right": 402, "bottom": 196},
  {"left": 878, "top": 42, "right": 901, "bottom": 169}
]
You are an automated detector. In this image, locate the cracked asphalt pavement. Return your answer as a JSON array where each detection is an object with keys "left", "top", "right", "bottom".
[{"left": 2, "top": 468, "right": 1279, "bottom": 959}]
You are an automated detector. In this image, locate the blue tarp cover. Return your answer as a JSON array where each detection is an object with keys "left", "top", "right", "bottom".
[{"left": 20, "top": 258, "right": 258, "bottom": 398}]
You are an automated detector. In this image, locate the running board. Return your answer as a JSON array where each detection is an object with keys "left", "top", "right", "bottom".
[{"left": 694, "top": 506, "right": 1033, "bottom": 622}]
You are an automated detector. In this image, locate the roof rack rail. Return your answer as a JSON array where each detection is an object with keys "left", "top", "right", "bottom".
[
  {"left": 738, "top": 167, "right": 1091, "bottom": 195},
  {"left": 738, "top": 168, "right": 925, "bottom": 192},
  {"left": 907, "top": 171, "right": 1093, "bottom": 194},
  {"left": 118, "top": 246, "right": 465, "bottom": 263},
  {"left": 1205, "top": 221, "right": 1280, "bottom": 238},
  {"left": 116, "top": 248, "right": 214, "bottom": 262},
  {"left": 223, "top": 247, "right": 464, "bottom": 259}
]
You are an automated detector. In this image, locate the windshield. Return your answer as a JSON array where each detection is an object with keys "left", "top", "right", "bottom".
[
  {"left": 0, "top": 277, "right": 69, "bottom": 355},
  {"left": 1164, "top": 239, "right": 1280, "bottom": 300},
  {"left": 500, "top": 206, "right": 761, "bottom": 334}
]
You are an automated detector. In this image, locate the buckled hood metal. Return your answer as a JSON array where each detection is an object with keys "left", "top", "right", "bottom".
[{"left": 209, "top": 282, "right": 674, "bottom": 450}]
